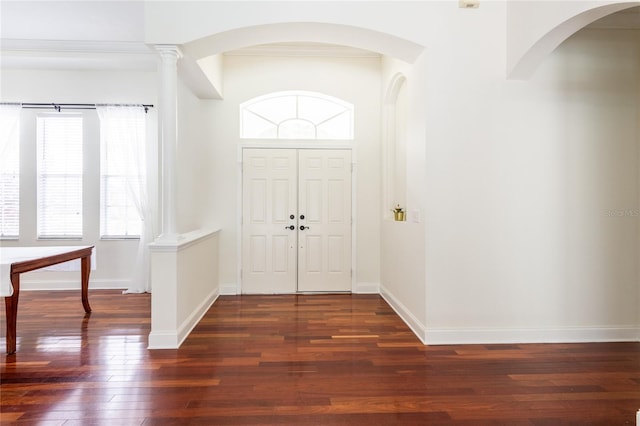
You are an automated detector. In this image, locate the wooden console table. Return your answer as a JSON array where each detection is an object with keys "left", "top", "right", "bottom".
[{"left": 1, "top": 246, "right": 94, "bottom": 354}]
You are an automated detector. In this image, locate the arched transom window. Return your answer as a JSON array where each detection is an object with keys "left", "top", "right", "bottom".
[{"left": 240, "top": 91, "right": 354, "bottom": 140}]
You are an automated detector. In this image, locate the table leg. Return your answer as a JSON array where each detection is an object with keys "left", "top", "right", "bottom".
[
  {"left": 5, "top": 272, "right": 20, "bottom": 355},
  {"left": 81, "top": 254, "right": 92, "bottom": 313}
]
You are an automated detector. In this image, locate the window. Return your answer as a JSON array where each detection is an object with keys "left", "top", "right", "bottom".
[
  {"left": 240, "top": 91, "right": 354, "bottom": 140},
  {"left": 99, "top": 109, "right": 145, "bottom": 238},
  {"left": 37, "top": 115, "right": 83, "bottom": 238},
  {"left": 0, "top": 104, "right": 21, "bottom": 238}
]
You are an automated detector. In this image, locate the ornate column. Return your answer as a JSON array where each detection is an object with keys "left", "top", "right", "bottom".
[
  {"left": 149, "top": 45, "right": 182, "bottom": 349},
  {"left": 155, "top": 45, "right": 182, "bottom": 241}
]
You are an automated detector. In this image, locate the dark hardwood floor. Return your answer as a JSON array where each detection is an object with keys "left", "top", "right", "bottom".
[{"left": 1, "top": 290, "right": 639, "bottom": 425}]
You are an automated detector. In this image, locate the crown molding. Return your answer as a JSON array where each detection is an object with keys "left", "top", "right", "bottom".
[
  {"left": 1, "top": 39, "right": 152, "bottom": 54},
  {"left": 0, "top": 39, "right": 157, "bottom": 71}
]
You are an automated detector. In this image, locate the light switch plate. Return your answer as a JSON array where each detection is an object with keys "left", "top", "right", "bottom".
[{"left": 412, "top": 209, "right": 421, "bottom": 223}]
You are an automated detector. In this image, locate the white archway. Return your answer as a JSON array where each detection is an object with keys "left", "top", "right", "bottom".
[
  {"left": 181, "top": 22, "right": 424, "bottom": 64},
  {"left": 508, "top": 1, "right": 640, "bottom": 79},
  {"left": 147, "top": 15, "right": 427, "bottom": 348}
]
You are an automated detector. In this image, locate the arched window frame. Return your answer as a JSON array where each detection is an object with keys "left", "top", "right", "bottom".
[{"left": 240, "top": 91, "right": 354, "bottom": 140}]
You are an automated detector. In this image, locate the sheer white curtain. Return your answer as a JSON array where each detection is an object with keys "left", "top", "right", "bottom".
[
  {"left": 0, "top": 103, "right": 21, "bottom": 164},
  {"left": 0, "top": 103, "right": 21, "bottom": 238},
  {"left": 97, "top": 105, "right": 153, "bottom": 293}
]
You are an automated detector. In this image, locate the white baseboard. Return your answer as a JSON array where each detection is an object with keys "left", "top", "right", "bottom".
[
  {"left": 20, "top": 279, "right": 128, "bottom": 291},
  {"left": 353, "top": 282, "right": 379, "bottom": 294},
  {"left": 425, "top": 326, "right": 640, "bottom": 345},
  {"left": 379, "top": 285, "right": 639, "bottom": 345},
  {"left": 148, "top": 287, "right": 219, "bottom": 349},
  {"left": 147, "top": 331, "right": 180, "bottom": 349},
  {"left": 176, "top": 288, "right": 219, "bottom": 346},
  {"left": 379, "top": 284, "right": 427, "bottom": 344}
]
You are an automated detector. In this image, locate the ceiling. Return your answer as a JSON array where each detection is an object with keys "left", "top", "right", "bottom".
[{"left": 223, "top": 42, "right": 380, "bottom": 58}]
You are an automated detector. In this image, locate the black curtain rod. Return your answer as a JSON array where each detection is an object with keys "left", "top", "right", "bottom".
[{"left": 19, "top": 103, "right": 154, "bottom": 113}]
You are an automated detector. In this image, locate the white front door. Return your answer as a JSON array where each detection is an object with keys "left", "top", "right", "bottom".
[
  {"left": 242, "top": 148, "right": 352, "bottom": 293},
  {"left": 242, "top": 149, "right": 298, "bottom": 293},
  {"left": 297, "top": 149, "right": 352, "bottom": 292}
]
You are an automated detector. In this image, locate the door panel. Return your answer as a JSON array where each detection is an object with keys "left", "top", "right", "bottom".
[
  {"left": 242, "top": 149, "right": 297, "bottom": 293},
  {"left": 297, "top": 150, "right": 352, "bottom": 292}
]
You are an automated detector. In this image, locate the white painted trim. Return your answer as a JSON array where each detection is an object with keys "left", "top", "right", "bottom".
[
  {"left": 380, "top": 284, "right": 427, "bottom": 344},
  {"left": 236, "top": 152, "right": 243, "bottom": 294},
  {"left": 176, "top": 288, "right": 219, "bottom": 346},
  {"left": 240, "top": 140, "right": 354, "bottom": 150},
  {"left": 20, "top": 278, "right": 128, "bottom": 291},
  {"left": 2, "top": 39, "right": 153, "bottom": 54},
  {"left": 147, "top": 331, "right": 179, "bottom": 349},
  {"left": 351, "top": 153, "right": 357, "bottom": 295},
  {"left": 148, "top": 288, "right": 219, "bottom": 349},
  {"left": 382, "top": 286, "right": 639, "bottom": 345},
  {"left": 354, "top": 282, "right": 379, "bottom": 294},
  {"left": 425, "top": 326, "right": 640, "bottom": 345},
  {"left": 150, "top": 228, "right": 220, "bottom": 252},
  {"left": 2, "top": 39, "right": 157, "bottom": 71}
]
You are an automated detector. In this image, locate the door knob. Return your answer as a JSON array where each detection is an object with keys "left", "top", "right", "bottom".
[
  {"left": 300, "top": 225, "right": 309, "bottom": 231},
  {"left": 290, "top": 215, "right": 295, "bottom": 220},
  {"left": 300, "top": 214, "right": 305, "bottom": 220},
  {"left": 285, "top": 225, "right": 295, "bottom": 230}
]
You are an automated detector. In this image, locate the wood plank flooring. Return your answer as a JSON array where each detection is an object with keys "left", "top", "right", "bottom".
[{"left": 1, "top": 290, "right": 639, "bottom": 425}]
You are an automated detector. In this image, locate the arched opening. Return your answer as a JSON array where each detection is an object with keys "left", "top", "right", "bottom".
[
  {"left": 183, "top": 22, "right": 424, "bottom": 64},
  {"left": 508, "top": 2, "right": 640, "bottom": 79},
  {"left": 147, "top": 15, "right": 428, "bottom": 347},
  {"left": 383, "top": 73, "right": 408, "bottom": 219}
]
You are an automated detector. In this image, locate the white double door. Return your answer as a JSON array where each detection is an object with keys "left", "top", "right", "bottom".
[{"left": 242, "top": 148, "right": 352, "bottom": 293}]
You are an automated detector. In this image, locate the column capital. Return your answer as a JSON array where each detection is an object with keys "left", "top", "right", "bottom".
[{"left": 154, "top": 44, "right": 183, "bottom": 59}]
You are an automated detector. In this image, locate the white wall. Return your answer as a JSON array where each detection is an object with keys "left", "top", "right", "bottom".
[
  {"left": 206, "top": 53, "right": 382, "bottom": 293},
  {"left": 149, "top": 229, "right": 219, "bottom": 349},
  {"left": 1, "top": 0, "right": 144, "bottom": 42},
  {"left": 424, "top": 26, "right": 640, "bottom": 343},
  {"left": 176, "top": 77, "right": 216, "bottom": 233},
  {"left": 380, "top": 54, "right": 428, "bottom": 341},
  {"left": 0, "top": 69, "right": 157, "bottom": 291}
]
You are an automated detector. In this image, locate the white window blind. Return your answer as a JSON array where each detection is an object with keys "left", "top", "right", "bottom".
[
  {"left": 0, "top": 105, "right": 21, "bottom": 238},
  {"left": 37, "top": 115, "right": 83, "bottom": 238},
  {"left": 99, "top": 113, "right": 144, "bottom": 238}
]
